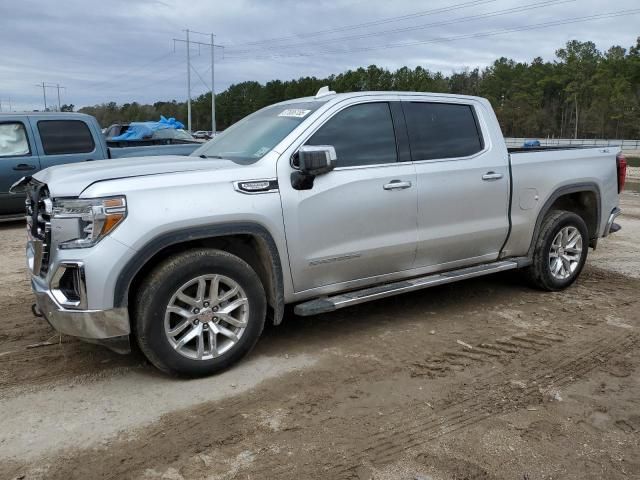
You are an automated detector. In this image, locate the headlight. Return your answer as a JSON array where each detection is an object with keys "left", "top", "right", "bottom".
[{"left": 52, "top": 196, "right": 127, "bottom": 249}]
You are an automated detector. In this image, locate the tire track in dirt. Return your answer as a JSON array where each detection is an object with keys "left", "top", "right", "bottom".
[
  {"left": 407, "top": 330, "right": 568, "bottom": 378},
  {"left": 320, "top": 330, "right": 639, "bottom": 479},
  {"left": 243, "top": 321, "right": 636, "bottom": 479}
]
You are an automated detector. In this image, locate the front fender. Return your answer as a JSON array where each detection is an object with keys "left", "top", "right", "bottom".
[{"left": 113, "top": 222, "right": 285, "bottom": 325}]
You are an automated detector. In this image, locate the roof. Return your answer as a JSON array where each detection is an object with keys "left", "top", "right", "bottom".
[
  {"left": 273, "top": 90, "right": 485, "bottom": 107},
  {"left": 0, "top": 111, "right": 92, "bottom": 118}
]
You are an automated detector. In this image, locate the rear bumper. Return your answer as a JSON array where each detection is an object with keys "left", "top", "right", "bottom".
[{"left": 604, "top": 207, "right": 622, "bottom": 237}]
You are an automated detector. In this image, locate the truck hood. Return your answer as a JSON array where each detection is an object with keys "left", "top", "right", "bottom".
[{"left": 33, "top": 155, "right": 239, "bottom": 197}]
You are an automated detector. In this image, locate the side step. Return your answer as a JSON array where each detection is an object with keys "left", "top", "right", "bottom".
[{"left": 294, "top": 260, "right": 518, "bottom": 316}]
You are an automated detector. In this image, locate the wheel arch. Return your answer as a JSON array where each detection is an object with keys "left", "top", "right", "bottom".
[
  {"left": 114, "top": 222, "right": 285, "bottom": 325},
  {"left": 527, "top": 182, "right": 601, "bottom": 257}
]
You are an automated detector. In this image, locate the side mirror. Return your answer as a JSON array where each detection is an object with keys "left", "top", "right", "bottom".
[{"left": 298, "top": 145, "right": 337, "bottom": 176}]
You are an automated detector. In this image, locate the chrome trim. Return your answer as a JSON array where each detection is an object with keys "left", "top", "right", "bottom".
[
  {"left": 294, "top": 260, "right": 518, "bottom": 316},
  {"left": 27, "top": 239, "right": 44, "bottom": 275},
  {"left": 604, "top": 207, "right": 621, "bottom": 237},
  {"left": 482, "top": 172, "right": 504, "bottom": 181},
  {"left": 233, "top": 178, "right": 279, "bottom": 195},
  {"left": 50, "top": 262, "right": 88, "bottom": 310},
  {"left": 383, "top": 180, "right": 412, "bottom": 190},
  {"left": 32, "top": 277, "right": 130, "bottom": 339}
]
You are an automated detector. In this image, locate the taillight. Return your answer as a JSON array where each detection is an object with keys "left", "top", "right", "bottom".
[{"left": 616, "top": 153, "right": 627, "bottom": 194}]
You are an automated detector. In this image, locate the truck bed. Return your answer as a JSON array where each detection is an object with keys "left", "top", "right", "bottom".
[{"left": 502, "top": 145, "right": 619, "bottom": 259}]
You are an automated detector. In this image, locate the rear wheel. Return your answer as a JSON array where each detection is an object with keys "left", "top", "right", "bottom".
[
  {"left": 134, "top": 249, "right": 266, "bottom": 377},
  {"left": 524, "top": 210, "right": 589, "bottom": 291}
]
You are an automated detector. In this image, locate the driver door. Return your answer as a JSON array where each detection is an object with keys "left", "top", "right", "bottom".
[{"left": 278, "top": 100, "right": 418, "bottom": 293}]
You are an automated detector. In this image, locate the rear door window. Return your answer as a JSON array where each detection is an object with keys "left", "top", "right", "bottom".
[
  {"left": 37, "top": 120, "right": 95, "bottom": 155},
  {"left": 306, "top": 102, "right": 398, "bottom": 167},
  {"left": 0, "top": 122, "right": 31, "bottom": 157},
  {"left": 403, "top": 102, "right": 483, "bottom": 161}
]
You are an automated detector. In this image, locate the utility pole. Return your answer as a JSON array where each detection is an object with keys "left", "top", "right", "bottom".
[
  {"left": 211, "top": 33, "right": 216, "bottom": 134},
  {"left": 56, "top": 84, "right": 62, "bottom": 111},
  {"left": 39, "top": 82, "right": 47, "bottom": 111},
  {"left": 574, "top": 93, "right": 579, "bottom": 140},
  {"left": 35, "top": 83, "right": 65, "bottom": 111},
  {"left": 173, "top": 32, "right": 223, "bottom": 134},
  {"left": 186, "top": 29, "right": 192, "bottom": 132}
]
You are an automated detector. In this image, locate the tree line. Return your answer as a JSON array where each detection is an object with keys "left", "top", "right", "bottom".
[{"left": 79, "top": 38, "right": 640, "bottom": 139}]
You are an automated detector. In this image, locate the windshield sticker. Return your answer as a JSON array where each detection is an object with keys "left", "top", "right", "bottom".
[
  {"left": 253, "top": 146, "right": 270, "bottom": 157},
  {"left": 278, "top": 109, "right": 311, "bottom": 118}
]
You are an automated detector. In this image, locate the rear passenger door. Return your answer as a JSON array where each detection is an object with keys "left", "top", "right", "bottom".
[
  {"left": 33, "top": 118, "right": 99, "bottom": 170},
  {"left": 403, "top": 100, "right": 510, "bottom": 270},
  {"left": 0, "top": 119, "right": 40, "bottom": 216}
]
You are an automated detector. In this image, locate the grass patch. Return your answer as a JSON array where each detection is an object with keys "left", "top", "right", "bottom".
[{"left": 626, "top": 155, "right": 640, "bottom": 167}]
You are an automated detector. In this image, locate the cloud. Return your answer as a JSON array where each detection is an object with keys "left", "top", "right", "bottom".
[{"left": 0, "top": 0, "right": 638, "bottom": 111}]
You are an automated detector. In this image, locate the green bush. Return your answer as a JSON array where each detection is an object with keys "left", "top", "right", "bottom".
[{"left": 625, "top": 156, "right": 640, "bottom": 168}]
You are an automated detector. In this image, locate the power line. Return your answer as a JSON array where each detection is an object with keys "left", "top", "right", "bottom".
[
  {"left": 225, "top": 8, "right": 640, "bottom": 61},
  {"left": 229, "top": 0, "right": 498, "bottom": 47},
  {"left": 84, "top": 51, "right": 177, "bottom": 89},
  {"left": 226, "top": 0, "right": 575, "bottom": 55}
]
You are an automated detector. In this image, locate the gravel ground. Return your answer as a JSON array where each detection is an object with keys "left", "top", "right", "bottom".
[{"left": 0, "top": 189, "right": 639, "bottom": 480}]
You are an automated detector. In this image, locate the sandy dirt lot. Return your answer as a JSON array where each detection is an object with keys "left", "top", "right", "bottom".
[{"left": 1, "top": 188, "right": 639, "bottom": 480}]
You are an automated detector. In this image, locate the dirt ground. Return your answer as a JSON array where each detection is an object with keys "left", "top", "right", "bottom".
[{"left": 1, "top": 187, "right": 639, "bottom": 480}]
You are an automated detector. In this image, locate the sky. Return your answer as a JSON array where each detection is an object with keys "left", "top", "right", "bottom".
[{"left": 0, "top": 0, "right": 638, "bottom": 112}]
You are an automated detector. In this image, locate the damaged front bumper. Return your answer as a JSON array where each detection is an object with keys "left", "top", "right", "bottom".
[{"left": 30, "top": 259, "right": 131, "bottom": 354}]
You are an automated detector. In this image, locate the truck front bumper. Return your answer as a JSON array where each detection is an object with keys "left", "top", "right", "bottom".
[{"left": 31, "top": 270, "right": 131, "bottom": 353}]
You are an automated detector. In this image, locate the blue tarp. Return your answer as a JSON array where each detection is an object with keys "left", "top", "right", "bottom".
[{"left": 111, "top": 116, "right": 185, "bottom": 141}]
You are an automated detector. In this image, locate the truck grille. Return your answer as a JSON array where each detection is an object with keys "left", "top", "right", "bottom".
[{"left": 26, "top": 182, "right": 52, "bottom": 276}]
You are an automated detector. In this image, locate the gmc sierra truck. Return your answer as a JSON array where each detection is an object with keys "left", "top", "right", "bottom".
[{"left": 13, "top": 88, "right": 627, "bottom": 377}]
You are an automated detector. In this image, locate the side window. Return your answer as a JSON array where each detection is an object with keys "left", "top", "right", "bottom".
[
  {"left": 37, "top": 120, "right": 95, "bottom": 155},
  {"left": 403, "top": 102, "right": 484, "bottom": 161},
  {"left": 0, "top": 122, "right": 31, "bottom": 157},
  {"left": 306, "top": 102, "right": 397, "bottom": 167}
]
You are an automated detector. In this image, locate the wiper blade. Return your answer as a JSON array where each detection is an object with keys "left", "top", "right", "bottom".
[{"left": 199, "top": 154, "right": 224, "bottom": 159}]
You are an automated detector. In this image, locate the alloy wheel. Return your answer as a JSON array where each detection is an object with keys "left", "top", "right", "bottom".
[
  {"left": 549, "top": 226, "right": 583, "bottom": 280},
  {"left": 164, "top": 274, "right": 249, "bottom": 360}
]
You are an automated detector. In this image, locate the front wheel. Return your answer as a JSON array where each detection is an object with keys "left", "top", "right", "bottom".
[
  {"left": 524, "top": 210, "right": 589, "bottom": 291},
  {"left": 134, "top": 249, "right": 267, "bottom": 377}
]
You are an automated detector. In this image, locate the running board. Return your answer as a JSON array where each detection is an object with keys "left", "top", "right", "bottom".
[{"left": 294, "top": 260, "right": 519, "bottom": 316}]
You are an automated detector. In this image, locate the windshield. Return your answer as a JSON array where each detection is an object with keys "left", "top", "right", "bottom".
[
  {"left": 153, "top": 128, "right": 194, "bottom": 141},
  {"left": 192, "top": 101, "right": 325, "bottom": 163}
]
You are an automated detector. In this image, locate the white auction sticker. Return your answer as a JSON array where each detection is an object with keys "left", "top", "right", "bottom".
[{"left": 278, "top": 109, "right": 311, "bottom": 118}]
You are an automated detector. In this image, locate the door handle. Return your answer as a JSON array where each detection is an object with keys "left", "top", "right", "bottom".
[
  {"left": 13, "top": 163, "right": 37, "bottom": 171},
  {"left": 383, "top": 180, "right": 412, "bottom": 190},
  {"left": 85, "top": 159, "right": 95, "bottom": 162},
  {"left": 482, "top": 171, "right": 503, "bottom": 181}
]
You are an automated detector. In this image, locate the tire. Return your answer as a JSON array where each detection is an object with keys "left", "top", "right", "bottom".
[
  {"left": 134, "top": 248, "right": 266, "bottom": 377},
  {"left": 524, "top": 210, "right": 589, "bottom": 291}
]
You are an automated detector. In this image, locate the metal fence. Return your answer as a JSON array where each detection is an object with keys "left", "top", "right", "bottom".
[{"left": 505, "top": 137, "right": 640, "bottom": 152}]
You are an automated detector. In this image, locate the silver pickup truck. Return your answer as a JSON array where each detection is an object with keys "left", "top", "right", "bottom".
[{"left": 14, "top": 88, "right": 627, "bottom": 377}]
